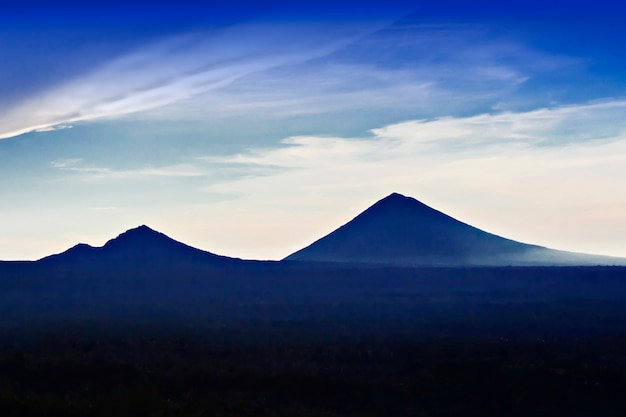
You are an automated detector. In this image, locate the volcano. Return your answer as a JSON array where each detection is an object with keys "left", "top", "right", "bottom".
[{"left": 285, "top": 193, "right": 625, "bottom": 266}]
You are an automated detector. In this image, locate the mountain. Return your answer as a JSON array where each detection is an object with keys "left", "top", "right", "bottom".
[
  {"left": 5, "top": 197, "right": 625, "bottom": 269},
  {"left": 285, "top": 193, "right": 626, "bottom": 266},
  {"left": 39, "top": 225, "right": 241, "bottom": 268}
]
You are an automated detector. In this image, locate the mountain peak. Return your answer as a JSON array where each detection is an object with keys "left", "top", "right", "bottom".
[
  {"left": 116, "top": 224, "right": 159, "bottom": 237},
  {"left": 376, "top": 192, "right": 433, "bottom": 207},
  {"left": 135, "top": 224, "right": 153, "bottom": 231},
  {"left": 364, "top": 192, "right": 446, "bottom": 220},
  {"left": 285, "top": 193, "right": 538, "bottom": 266},
  {"left": 105, "top": 224, "right": 179, "bottom": 246},
  {"left": 103, "top": 225, "right": 187, "bottom": 251},
  {"left": 374, "top": 192, "right": 419, "bottom": 208},
  {"left": 384, "top": 192, "right": 408, "bottom": 200}
]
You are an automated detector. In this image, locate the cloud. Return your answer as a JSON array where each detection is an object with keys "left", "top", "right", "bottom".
[
  {"left": 51, "top": 159, "right": 206, "bottom": 180},
  {"left": 0, "top": 14, "right": 402, "bottom": 140},
  {"left": 136, "top": 23, "right": 577, "bottom": 123},
  {"left": 220, "top": 100, "right": 626, "bottom": 167},
  {"left": 49, "top": 156, "right": 286, "bottom": 183},
  {"left": 50, "top": 158, "right": 83, "bottom": 169},
  {"left": 1, "top": 18, "right": 582, "bottom": 141},
  {"left": 34, "top": 124, "right": 73, "bottom": 133},
  {"left": 371, "top": 100, "right": 626, "bottom": 148},
  {"left": 200, "top": 100, "right": 626, "bottom": 258}
]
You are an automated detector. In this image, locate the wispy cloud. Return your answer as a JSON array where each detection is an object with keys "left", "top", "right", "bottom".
[
  {"left": 1, "top": 18, "right": 581, "bottom": 140},
  {"left": 49, "top": 156, "right": 287, "bottom": 183},
  {"left": 143, "top": 23, "right": 577, "bottom": 121},
  {"left": 371, "top": 100, "right": 626, "bottom": 148},
  {"left": 50, "top": 158, "right": 206, "bottom": 180},
  {"left": 0, "top": 14, "right": 401, "bottom": 140},
  {"left": 50, "top": 158, "right": 83, "bottom": 169},
  {"left": 34, "top": 124, "right": 73, "bottom": 133},
  {"left": 220, "top": 100, "right": 626, "bottom": 167}
]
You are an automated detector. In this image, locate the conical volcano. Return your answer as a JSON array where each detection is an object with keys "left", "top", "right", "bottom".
[{"left": 285, "top": 193, "right": 625, "bottom": 266}]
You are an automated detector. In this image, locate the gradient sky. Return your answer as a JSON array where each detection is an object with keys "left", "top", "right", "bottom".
[{"left": 2, "top": 0, "right": 626, "bottom": 260}]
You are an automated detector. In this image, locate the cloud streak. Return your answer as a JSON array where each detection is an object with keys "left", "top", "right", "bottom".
[
  {"left": 51, "top": 158, "right": 206, "bottom": 180},
  {"left": 0, "top": 15, "right": 399, "bottom": 140},
  {"left": 50, "top": 156, "right": 287, "bottom": 183},
  {"left": 137, "top": 23, "right": 578, "bottom": 123}
]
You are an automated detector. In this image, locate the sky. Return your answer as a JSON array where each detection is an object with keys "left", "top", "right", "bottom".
[{"left": 1, "top": 0, "right": 626, "bottom": 260}]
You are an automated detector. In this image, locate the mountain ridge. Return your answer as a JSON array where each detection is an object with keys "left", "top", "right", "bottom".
[{"left": 4, "top": 194, "right": 625, "bottom": 267}]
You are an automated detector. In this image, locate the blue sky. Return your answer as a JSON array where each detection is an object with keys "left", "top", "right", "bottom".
[{"left": 2, "top": 0, "right": 626, "bottom": 260}]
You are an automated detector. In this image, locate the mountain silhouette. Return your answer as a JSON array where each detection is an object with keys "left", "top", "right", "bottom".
[
  {"left": 285, "top": 193, "right": 626, "bottom": 266},
  {"left": 40, "top": 225, "right": 239, "bottom": 268},
  {"left": 10, "top": 197, "right": 626, "bottom": 268}
]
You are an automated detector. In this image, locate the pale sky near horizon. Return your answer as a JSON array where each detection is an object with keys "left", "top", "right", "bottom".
[{"left": 2, "top": 0, "right": 626, "bottom": 260}]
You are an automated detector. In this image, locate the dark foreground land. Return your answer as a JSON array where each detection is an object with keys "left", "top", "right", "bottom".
[
  {"left": 3, "top": 329, "right": 626, "bottom": 416},
  {"left": 2, "top": 265, "right": 626, "bottom": 416}
]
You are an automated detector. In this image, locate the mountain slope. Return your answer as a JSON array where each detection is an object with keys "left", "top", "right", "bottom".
[
  {"left": 285, "top": 193, "right": 626, "bottom": 266},
  {"left": 39, "top": 225, "right": 240, "bottom": 268}
]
